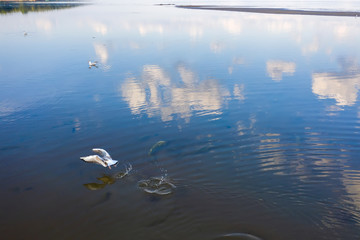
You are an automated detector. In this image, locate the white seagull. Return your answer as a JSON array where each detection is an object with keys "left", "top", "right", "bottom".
[
  {"left": 88, "top": 60, "right": 98, "bottom": 68},
  {"left": 80, "top": 148, "right": 118, "bottom": 169}
]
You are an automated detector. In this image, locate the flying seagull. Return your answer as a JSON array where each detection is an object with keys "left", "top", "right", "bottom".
[{"left": 80, "top": 148, "right": 118, "bottom": 169}]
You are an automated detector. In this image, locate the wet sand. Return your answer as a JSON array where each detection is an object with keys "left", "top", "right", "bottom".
[{"left": 176, "top": 5, "right": 360, "bottom": 17}]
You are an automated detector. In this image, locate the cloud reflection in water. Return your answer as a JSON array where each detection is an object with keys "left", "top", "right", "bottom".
[
  {"left": 266, "top": 60, "right": 296, "bottom": 81},
  {"left": 120, "top": 64, "right": 241, "bottom": 122},
  {"left": 312, "top": 58, "right": 360, "bottom": 107},
  {"left": 93, "top": 43, "right": 109, "bottom": 64}
]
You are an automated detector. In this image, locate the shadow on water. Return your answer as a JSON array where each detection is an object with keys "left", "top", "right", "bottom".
[
  {"left": 83, "top": 174, "right": 116, "bottom": 190},
  {"left": 83, "top": 163, "right": 132, "bottom": 190},
  {"left": 0, "top": 0, "right": 87, "bottom": 14}
]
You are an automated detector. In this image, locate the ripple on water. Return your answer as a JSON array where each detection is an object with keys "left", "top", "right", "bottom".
[
  {"left": 138, "top": 176, "right": 176, "bottom": 195},
  {"left": 213, "top": 233, "right": 262, "bottom": 240}
]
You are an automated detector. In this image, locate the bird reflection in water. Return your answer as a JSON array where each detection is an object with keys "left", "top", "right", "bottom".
[{"left": 83, "top": 163, "right": 132, "bottom": 190}]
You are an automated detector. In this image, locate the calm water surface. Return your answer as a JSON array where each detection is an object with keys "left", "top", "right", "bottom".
[{"left": 1, "top": 1, "right": 360, "bottom": 239}]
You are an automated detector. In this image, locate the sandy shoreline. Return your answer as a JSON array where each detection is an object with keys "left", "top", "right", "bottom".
[{"left": 176, "top": 5, "right": 360, "bottom": 17}]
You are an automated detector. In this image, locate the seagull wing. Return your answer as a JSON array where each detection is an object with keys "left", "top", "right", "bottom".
[
  {"left": 80, "top": 155, "right": 107, "bottom": 168},
  {"left": 92, "top": 148, "right": 112, "bottom": 160}
]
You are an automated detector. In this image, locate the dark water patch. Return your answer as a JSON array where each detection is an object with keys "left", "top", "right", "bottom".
[
  {"left": 0, "top": 145, "right": 21, "bottom": 151},
  {"left": 8, "top": 186, "right": 33, "bottom": 193},
  {"left": 91, "top": 191, "right": 112, "bottom": 207}
]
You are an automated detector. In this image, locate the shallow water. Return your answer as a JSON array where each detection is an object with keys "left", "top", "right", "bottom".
[{"left": 1, "top": 1, "right": 360, "bottom": 239}]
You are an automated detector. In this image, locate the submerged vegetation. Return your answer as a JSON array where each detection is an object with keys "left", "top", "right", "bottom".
[{"left": 0, "top": 1, "right": 86, "bottom": 14}]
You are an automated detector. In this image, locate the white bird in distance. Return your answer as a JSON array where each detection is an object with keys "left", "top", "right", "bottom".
[{"left": 88, "top": 60, "right": 98, "bottom": 68}]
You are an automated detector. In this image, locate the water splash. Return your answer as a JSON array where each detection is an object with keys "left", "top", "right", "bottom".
[
  {"left": 114, "top": 162, "right": 133, "bottom": 179},
  {"left": 138, "top": 176, "right": 176, "bottom": 195}
]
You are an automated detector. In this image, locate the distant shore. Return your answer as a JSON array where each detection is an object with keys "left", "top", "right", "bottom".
[
  {"left": 176, "top": 5, "right": 360, "bottom": 17},
  {"left": 0, "top": 0, "right": 67, "bottom": 1},
  {"left": 0, "top": 0, "right": 85, "bottom": 14},
  {"left": 0, "top": 0, "right": 42, "bottom": 1}
]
